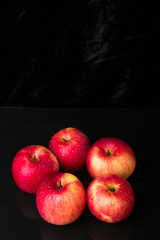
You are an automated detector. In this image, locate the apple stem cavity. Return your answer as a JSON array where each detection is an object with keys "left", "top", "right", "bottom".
[
  {"left": 31, "top": 155, "right": 38, "bottom": 162},
  {"left": 107, "top": 185, "right": 116, "bottom": 193}
]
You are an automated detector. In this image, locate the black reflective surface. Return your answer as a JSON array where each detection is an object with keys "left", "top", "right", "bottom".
[{"left": 1, "top": 107, "right": 160, "bottom": 239}]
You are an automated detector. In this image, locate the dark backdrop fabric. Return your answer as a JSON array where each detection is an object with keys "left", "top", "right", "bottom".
[{"left": 1, "top": 0, "right": 160, "bottom": 107}]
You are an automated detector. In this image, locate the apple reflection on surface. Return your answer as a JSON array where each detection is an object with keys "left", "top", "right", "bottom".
[
  {"left": 87, "top": 212, "right": 133, "bottom": 240},
  {"left": 16, "top": 187, "right": 133, "bottom": 240},
  {"left": 39, "top": 212, "right": 87, "bottom": 240},
  {"left": 16, "top": 187, "right": 87, "bottom": 239},
  {"left": 16, "top": 188, "right": 40, "bottom": 220}
]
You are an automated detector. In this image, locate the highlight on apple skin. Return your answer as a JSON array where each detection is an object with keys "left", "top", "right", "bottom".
[
  {"left": 49, "top": 127, "right": 90, "bottom": 172},
  {"left": 12, "top": 145, "right": 59, "bottom": 194},
  {"left": 86, "top": 137, "right": 136, "bottom": 179},
  {"left": 36, "top": 172, "right": 86, "bottom": 225},
  {"left": 87, "top": 174, "right": 135, "bottom": 223}
]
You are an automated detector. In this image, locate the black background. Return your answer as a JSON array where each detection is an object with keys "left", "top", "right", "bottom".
[{"left": 1, "top": 0, "right": 160, "bottom": 108}]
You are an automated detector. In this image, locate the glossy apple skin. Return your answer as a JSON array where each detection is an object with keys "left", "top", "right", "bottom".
[
  {"left": 49, "top": 127, "right": 90, "bottom": 172},
  {"left": 86, "top": 137, "right": 136, "bottom": 179},
  {"left": 36, "top": 172, "right": 86, "bottom": 225},
  {"left": 12, "top": 145, "right": 59, "bottom": 194},
  {"left": 87, "top": 174, "right": 135, "bottom": 223}
]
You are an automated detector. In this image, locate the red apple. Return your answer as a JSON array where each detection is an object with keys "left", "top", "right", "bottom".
[
  {"left": 12, "top": 145, "right": 59, "bottom": 194},
  {"left": 86, "top": 137, "right": 136, "bottom": 179},
  {"left": 49, "top": 127, "right": 90, "bottom": 172},
  {"left": 87, "top": 174, "right": 135, "bottom": 223},
  {"left": 36, "top": 172, "right": 86, "bottom": 225}
]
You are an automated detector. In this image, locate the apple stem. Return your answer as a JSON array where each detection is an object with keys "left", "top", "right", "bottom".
[
  {"left": 57, "top": 180, "right": 63, "bottom": 189},
  {"left": 106, "top": 149, "right": 112, "bottom": 156},
  {"left": 63, "top": 138, "right": 68, "bottom": 143},
  {"left": 109, "top": 187, "right": 116, "bottom": 192},
  {"left": 31, "top": 155, "right": 38, "bottom": 162},
  {"left": 107, "top": 185, "right": 117, "bottom": 193}
]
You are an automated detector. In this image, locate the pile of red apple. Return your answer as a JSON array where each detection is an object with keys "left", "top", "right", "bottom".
[{"left": 12, "top": 127, "right": 136, "bottom": 225}]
